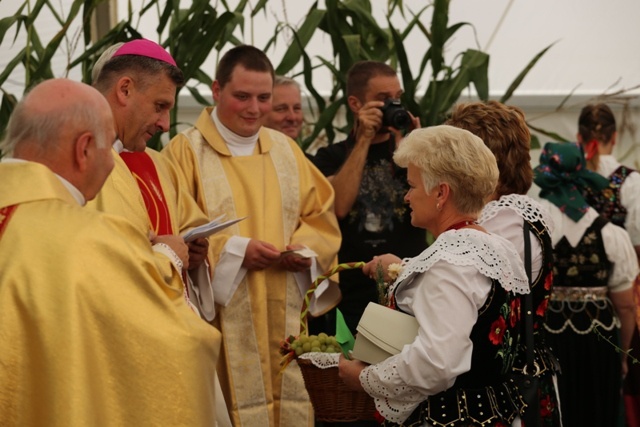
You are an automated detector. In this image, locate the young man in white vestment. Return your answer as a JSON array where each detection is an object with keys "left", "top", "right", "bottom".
[{"left": 163, "top": 44, "right": 342, "bottom": 427}]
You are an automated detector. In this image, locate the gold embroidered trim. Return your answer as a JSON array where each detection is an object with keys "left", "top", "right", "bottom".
[{"left": 550, "top": 286, "right": 608, "bottom": 302}]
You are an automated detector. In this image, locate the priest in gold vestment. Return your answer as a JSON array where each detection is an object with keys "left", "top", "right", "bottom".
[
  {"left": 0, "top": 79, "right": 221, "bottom": 426},
  {"left": 88, "top": 39, "right": 216, "bottom": 320},
  {"left": 163, "top": 45, "right": 341, "bottom": 426}
]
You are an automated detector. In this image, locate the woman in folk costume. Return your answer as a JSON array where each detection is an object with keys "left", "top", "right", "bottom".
[
  {"left": 534, "top": 142, "right": 638, "bottom": 427},
  {"left": 576, "top": 103, "right": 640, "bottom": 425},
  {"left": 447, "top": 101, "right": 561, "bottom": 426},
  {"left": 339, "top": 125, "right": 530, "bottom": 426},
  {"left": 579, "top": 104, "right": 640, "bottom": 245}
]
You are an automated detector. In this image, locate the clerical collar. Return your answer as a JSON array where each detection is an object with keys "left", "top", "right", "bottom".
[
  {"left": 1, "top": 158, "right": 86, "bottom": 205},
  {"left": 211, "top": 108, "right": 260, "bottom": 156},
  {"left": 55, "top": 174, "right": 86, "bottom": 206},
  {"left": 113, "top": 139, "right": 125, "bottom": 154}
]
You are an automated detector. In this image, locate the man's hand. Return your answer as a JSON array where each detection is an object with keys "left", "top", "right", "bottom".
[
  {"left": 280, "top": 244, "right": 313, "bottom": 272},
  {"left": 390, "top": 111, "right": 420, "bottom": 148},
  {"left": 187, "top": 237, "right": 209, "bottom": 270},
  {"left": 354, "top": 101, "right": 384, "bottom": 143},
  {"left": 242, "top": 239, "right": 281, "bottom": 271},
  {"left": 151, "top": 233, "right": 190, "bottom": 270}
]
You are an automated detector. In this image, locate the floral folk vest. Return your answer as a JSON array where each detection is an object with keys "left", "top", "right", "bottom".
[
  {"left": 545, "top": 216, "right": 617, "bottom": 335},
  {"left": 386, "top": 279, "right": 525, "bottom": 427},
  {"left": 584, "top": 165, "right": 634, "bottom": 228}
]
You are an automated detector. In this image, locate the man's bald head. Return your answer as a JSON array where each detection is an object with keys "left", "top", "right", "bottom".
[
  {"left": 5, "top": 79, "right": 113, "bottom": 157},
  {"left": 3, "top": 78, "right": 116, "bottom": 201}
]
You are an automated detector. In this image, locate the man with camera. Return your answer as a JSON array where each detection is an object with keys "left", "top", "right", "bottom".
[{"left": 312, "top": 61, "right": 427, "bottom": 351}]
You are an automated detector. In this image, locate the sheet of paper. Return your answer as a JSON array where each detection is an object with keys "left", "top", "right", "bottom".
[
  {"left": 279, "top": 247, "right": 318, "bottom": 259},
  {"left": 182, "top": 216, "right": 247, "bottom": 242}
]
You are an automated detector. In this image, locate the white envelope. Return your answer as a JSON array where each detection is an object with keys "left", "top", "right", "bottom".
[
  {"left": 182, "top": 216, "right": 246, "bottom": 242},
  {"left": 351, "top": 302, "right": 419, "bottom": 365},
  {"left": 307, "top": 277, "right": 341, "bottom": 318}
]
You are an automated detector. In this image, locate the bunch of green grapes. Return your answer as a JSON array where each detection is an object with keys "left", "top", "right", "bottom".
[{"left": 290, "top": 332, "right": 341, "bottom": 356}]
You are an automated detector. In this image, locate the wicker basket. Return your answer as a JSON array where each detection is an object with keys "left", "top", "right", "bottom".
[
  {"left": 297, "top": 357, "right": 376, "bottom": 422},
  {"left": 294, "top": 262, "right": 377, "bottom": 422}
]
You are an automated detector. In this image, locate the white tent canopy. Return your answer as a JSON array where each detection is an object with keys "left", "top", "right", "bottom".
[{"left": 2, "top": 0, "right": 639, "bottom": 162}]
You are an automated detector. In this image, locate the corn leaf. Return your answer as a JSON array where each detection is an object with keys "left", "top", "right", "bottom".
[
  {"left": 301, "top": 100, "right": 344, "bottom": 149},
  {"left": 500, "top": 42, "right": 555, "bottom": 103},
  {"left": 0, "top": 48, "right": 26, "bottom": 88},
  {"left": 0, "top": 91, "right": 19, "bottom": 142},
  {"left": 0, "top": 15, "right": 25, "bottom": 46},
  {"left": 527, "top": 122, "right": 569, "bottom": 143},
  {"left": 430, "top": 0, "right": 449, "bottom": 75},
  {"left": 186, "top": 85, "right": 211, "bottom": 106},
  {"left": 275, "top": 8, "right": 325, "bottom": 76}
]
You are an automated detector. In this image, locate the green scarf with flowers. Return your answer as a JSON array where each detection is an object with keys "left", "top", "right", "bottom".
[{"left": 534, "top": 142, "right": 610, "bottom": 222}]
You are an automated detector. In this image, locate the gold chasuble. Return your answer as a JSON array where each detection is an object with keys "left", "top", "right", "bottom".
[
  {"left": 0, "top": 161, "right": 221, "bottom": 426},
  {"left": 163, "top": 107, "right": 341, "bottom": 427},
  {"left": 86, "top": 147, "right": 216, "bottom": 318},
  {"left": 87, "top": 147, "right": 209, "bottom": 237},
  {"left": 86, "top": 148, "right": 149, "bottom": 234}
]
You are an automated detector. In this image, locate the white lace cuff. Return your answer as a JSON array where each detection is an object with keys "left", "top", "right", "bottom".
[
  {"left": 360, "top": 360, "right": 423, "bottom": 423},
  {"left": 153, "top": 242, "right": 183, "bottom": 275}
]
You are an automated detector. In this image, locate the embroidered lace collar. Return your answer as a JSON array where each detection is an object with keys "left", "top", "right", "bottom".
[
  {"left": 480, "top": 193, "right": 553, "bottom": 232},
  {"left": 394, "top": 228, "right": 530, "bottom": 295}
]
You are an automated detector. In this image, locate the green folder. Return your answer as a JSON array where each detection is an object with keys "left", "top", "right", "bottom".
[{"left": 335, "top": 308, "right": 355, "bottom": 358}]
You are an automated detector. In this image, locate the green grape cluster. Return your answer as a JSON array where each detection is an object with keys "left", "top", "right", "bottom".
[{"left": 290, "top": 332, "right": 341, "bottom": 356}]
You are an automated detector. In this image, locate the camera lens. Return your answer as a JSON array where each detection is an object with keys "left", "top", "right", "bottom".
[
  {"left": 380, "top": 99, "right": 411, "bottom": 130},
  {"left": 389, "top": 109, "right": 411, "bottom": 129}
]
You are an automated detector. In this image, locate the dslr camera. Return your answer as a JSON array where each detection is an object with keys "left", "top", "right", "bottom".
[{"left": 380, "top": 99, "right": 411, "bottom": 130}]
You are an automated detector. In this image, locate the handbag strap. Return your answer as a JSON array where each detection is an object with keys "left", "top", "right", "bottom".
[{"left": 523, "top": 221, "right": 535, "bottom": 368}]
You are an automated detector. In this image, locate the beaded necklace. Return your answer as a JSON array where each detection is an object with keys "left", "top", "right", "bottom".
[{"left": 445, "top": 220, "right": 477, "bottom": 232}]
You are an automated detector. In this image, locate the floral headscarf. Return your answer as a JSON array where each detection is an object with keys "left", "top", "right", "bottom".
[{"left": 534, "top": 142, "right": 609, "bottom": 222}]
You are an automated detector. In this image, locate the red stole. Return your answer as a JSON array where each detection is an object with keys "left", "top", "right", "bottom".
[
  {"left": 0, "top": 205, "right": 17, "bottom": 238},
  {"left": 120, "top": 152, "right": 174, "bottom": 235},
  {"left": 120, "top": 152, "right": 198, "bottom": 312}
]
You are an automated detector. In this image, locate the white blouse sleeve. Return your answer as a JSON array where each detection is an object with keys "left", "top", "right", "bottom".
[
  {"left": 621, "top": 171, "right": 640, "bottom": 247},
  {"left": 359, "top": 261, "right": 492, "bottom": 424},
  {"left": 602, "top": 221, "right": 639, "bottom": 292},
  {"left": 481, "top": 208, "right": 544, "bottom": 282}
]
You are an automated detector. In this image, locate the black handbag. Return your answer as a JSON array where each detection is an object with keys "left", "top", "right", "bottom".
[{"left": 513, "top": 222, "right": 542, "bottom": 427}]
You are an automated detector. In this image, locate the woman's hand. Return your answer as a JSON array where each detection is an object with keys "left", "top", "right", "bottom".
[
  {"left": 363, "top": 253, "right": 402, "bottom": 281},
  {"left": 338, "top": 353, "right": 368, "bottom": 392}
]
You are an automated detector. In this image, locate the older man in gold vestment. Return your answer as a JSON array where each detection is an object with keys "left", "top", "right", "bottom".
[
  {"left": 0, "top": 79, "right": 221, "bottom": 426},
  {"left": 163, "top": 45, "right": 341, "bottom": 426}
]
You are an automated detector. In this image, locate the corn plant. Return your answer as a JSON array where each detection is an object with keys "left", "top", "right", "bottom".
[
  {"left": 0, "top": 0, "right": 253, "bottom": 151},
  {"left": 270, "top": 0, "right": 553, "bottom": 149},
  {"left": 0, "top": 0, "right": 552, "bottom": 155}
]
